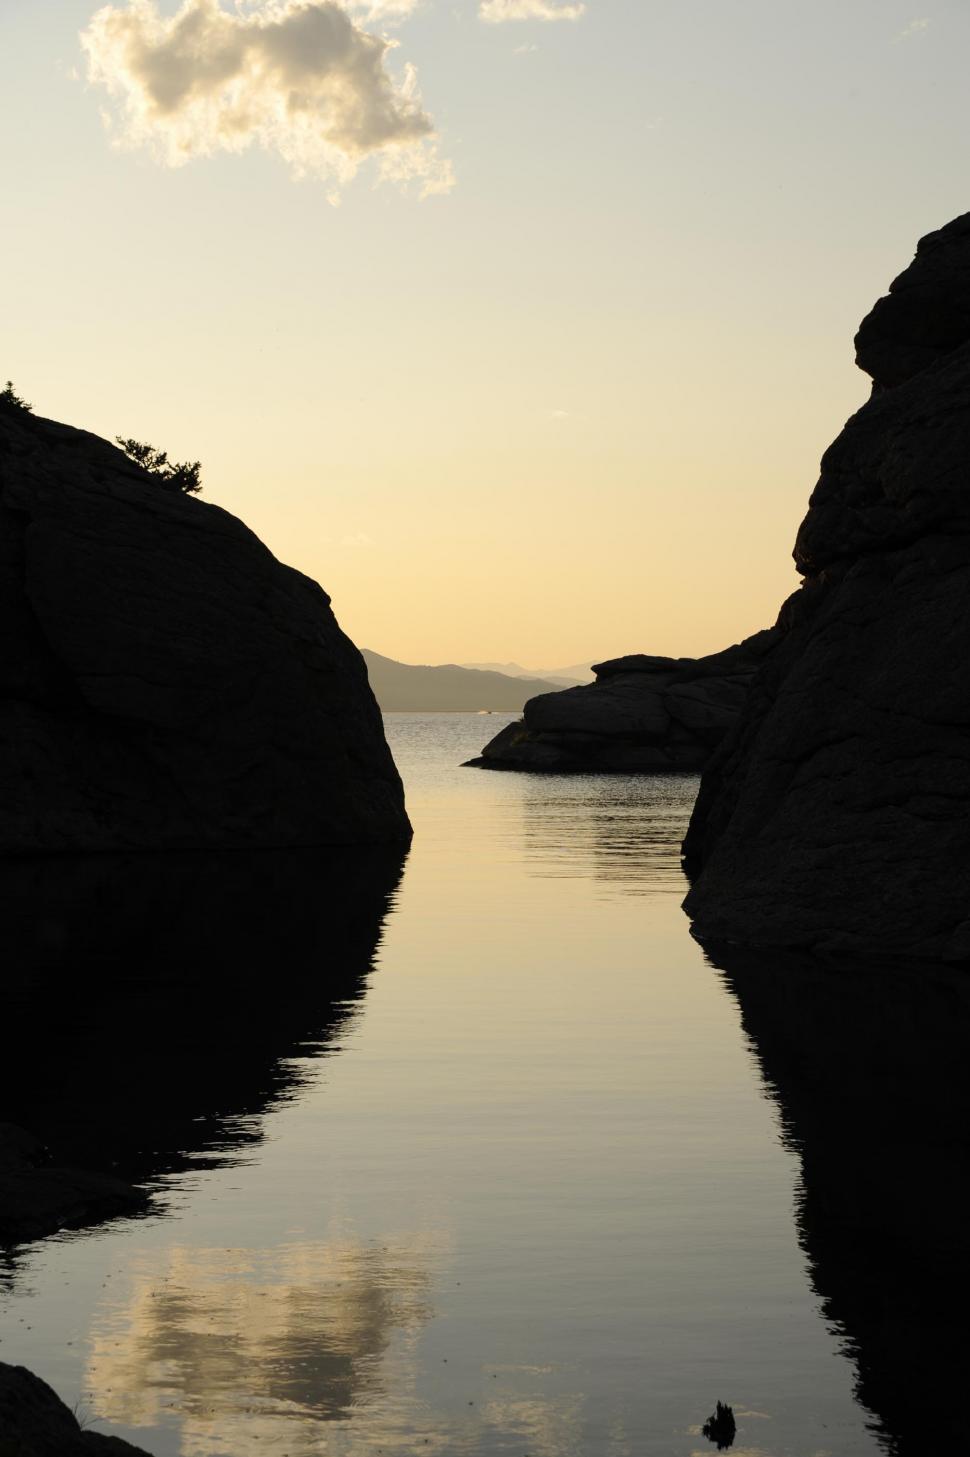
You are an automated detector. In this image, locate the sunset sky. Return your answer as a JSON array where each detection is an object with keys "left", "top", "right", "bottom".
[{"left": 3, "top": 0, "right": 968, "bottom": 666}]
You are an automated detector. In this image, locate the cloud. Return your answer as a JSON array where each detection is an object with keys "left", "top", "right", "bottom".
[
  {"left": 80, "top": 0, "right": 453, "bottom": 198},
  {"left": 348, "top": 0, "right": 423, "bottom": 21},
  {"left": 895, "top": 16, "right": 931, "bottom": 40},
  {"left": 480, "top": 0, "right": 585, "bottom": 21}
]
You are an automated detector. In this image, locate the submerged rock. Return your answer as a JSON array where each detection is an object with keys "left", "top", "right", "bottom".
[
  {"left": 467, "top": 632, "right": 777, "bottom": 773},
  {"left": 0, "top": 1362, "right": 151, "bottom": 1454},
  {"left": 684, "top": 213, "right": 970, "bottom": 959},
  {"left": 0, "top": 407, "right": 410, "bottom": 851}
]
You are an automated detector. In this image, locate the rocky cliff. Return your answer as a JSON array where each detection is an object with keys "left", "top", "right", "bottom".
[
  {"left": 468, "top": 631, "right": 778, "bottom": 772},
  {"left": 684, "top": 213, "right": 970, "bottom": 959},
  {"left": 0, "top": 406, "right": 410, "bottom": 850}
]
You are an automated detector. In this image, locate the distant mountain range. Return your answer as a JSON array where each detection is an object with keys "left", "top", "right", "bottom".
[
  {"left": 461, "top": 660, "right": 594, "bottom": 687},
  {"left": 362, "top": 650, "right": 571, "bottom": 712}
]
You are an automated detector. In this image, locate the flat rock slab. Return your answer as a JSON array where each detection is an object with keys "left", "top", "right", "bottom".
[{"left": 0, "top": 407, "right": 411, "bottom": 850}]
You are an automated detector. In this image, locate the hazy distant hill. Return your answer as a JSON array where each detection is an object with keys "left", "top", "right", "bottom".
[
  {"left": 461, "top": 660, "right": 593, "bottom": 687},
  {"left": 362, "top": 650, "right": 564, "bottom": 712}
]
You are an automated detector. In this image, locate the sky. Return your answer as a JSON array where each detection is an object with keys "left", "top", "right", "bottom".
[{"left": 2, "top": 0, "right": 969, "bottom": 667}]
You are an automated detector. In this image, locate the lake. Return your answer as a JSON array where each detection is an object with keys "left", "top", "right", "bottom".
[{"left": 0, "top": 713, "right": 896, "bottom": 1456}]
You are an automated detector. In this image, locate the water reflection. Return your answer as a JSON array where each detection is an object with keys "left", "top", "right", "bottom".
[
  {"left": 0, "top": 847, "right": 405, "bottom": 1193},
  {"left": 706, "top": 941, "right": 970, "bottom": 1456},
  {"left": 86, "top": 1234, "right": 439, "bottom": 1455},
  {"left": 83, "top": 1227, "right": 597, "bottom": 1457},
  {"left": 520, "top": 774, "right": 698, "bottom": 895}
]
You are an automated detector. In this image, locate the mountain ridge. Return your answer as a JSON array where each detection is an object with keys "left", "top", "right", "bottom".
[{"left": 362, "top": 649, "right": 566, "bottom": 712}]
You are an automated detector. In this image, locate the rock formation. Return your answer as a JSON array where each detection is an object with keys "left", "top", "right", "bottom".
[
  {"left": 0, "top": 406, "right": 410, "bottom": 850},
  {"left": 684, "top": 213, "right": 970, "bottom": 959},
  {"left": 0, "top": 1362, "right": 151, "bottom": 1454},
  {"left": 468, "top": 631, "right": 778, "bottom": 773}
]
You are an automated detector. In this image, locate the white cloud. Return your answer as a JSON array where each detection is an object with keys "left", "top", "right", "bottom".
[
  {"left": 348, "top": 0, "right": 423, "bottom": 22},
  {"left": 480, "top": 0, "right": 585, "bottom": 22},
  {"left": 895, "top": 16, "right": 931, "bottom": 40},
  {"left": 80, "top": 0, "right": 453, "bottom": 199}
]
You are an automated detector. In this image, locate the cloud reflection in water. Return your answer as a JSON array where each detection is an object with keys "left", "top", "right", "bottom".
[
  {"left": 86, "top": 1233, "right": 439, "bottom": 1454},
  {"left": 84, "top": 1228, "right": 592, "bottom": 1455}
]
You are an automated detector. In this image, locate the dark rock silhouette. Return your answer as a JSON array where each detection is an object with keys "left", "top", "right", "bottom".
[
  {"left": 708, "top": 939, "right": 970, "bottom": 1455},
  {"left": 0, "top": 1361, "right": 150, "bottom": 1454},
  {"left": 0, "top": 846, "right": 404, "bottom": 1249},
  {"left": 684, "top": 213, "right": 970, "bottom": 959},
  {"left": 467, "top": 632, "right": 778, "bottom": 773},
  {"left": 701, "top": 1399, "right": 736, "bottom": 1449},
  {"left": 855, "top": 212, "right": 970, "bottom": 391},
  {"left": 0, "top": 407, "right": 410, "bottom": 850}
]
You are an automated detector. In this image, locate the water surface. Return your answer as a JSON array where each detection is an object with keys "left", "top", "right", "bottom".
[{"left": 0, "top": 714, "right": 889, "bottom": 1456}]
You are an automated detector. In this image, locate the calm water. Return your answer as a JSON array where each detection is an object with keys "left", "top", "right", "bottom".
[{"left": 0, "top": 714, "right": 889, "bottom": 1456}]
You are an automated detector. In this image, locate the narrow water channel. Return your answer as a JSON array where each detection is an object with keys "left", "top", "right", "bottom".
[{"left": 0, "top": 714, "right": 886, "bottom": 1456}]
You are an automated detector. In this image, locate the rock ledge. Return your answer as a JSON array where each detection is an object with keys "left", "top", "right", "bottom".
[{"left": 468, "top": 631, "right": 778, "bottom": 773}]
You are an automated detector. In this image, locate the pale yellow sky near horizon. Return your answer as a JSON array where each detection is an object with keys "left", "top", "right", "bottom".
[{"left": 3, "top": 0, "right": 968, "bottom": 667}]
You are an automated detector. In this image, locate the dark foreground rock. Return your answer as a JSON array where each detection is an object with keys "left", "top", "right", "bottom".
[
  {"left": 0, "top": 406, "right": 410, "bottom": 850},
  {"left": 0, "top": 1362, "right": 150, "bottom": 1455},
  {"left": 684, "top": 213, "right": 970, "bottom": 959},
  {"left": 467, "top": 632, "right": 778, "bottom": 773},
  {"left": 0, "top": 1123, "right": 146, "bottom": 1247}
]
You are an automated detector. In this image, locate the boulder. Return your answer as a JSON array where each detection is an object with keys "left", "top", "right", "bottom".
[
  {"left": 0, "top": 406, "right": 410, "bottom": 850},
  {"left": 684, "top": 214, "right": 970, "bottom": 959},
  {"left": 855, "top": 211, "right": 970, "bottom": 390},
  {"left": 0, "top": 1362, "right": 150, "bottom": 1455},
  {"left": 467, "top": 631, "right": 777, "bottom": 773}
]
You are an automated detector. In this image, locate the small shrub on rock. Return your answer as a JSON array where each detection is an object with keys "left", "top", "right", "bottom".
[
  {"left": 116, "top": 437, "right": 202, "bottom": 496},
  {"left": 0, "top": 380, "right": 32, "bottom": 412}
]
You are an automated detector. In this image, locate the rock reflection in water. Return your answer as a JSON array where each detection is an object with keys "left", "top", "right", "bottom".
[
  {"left": 520, "top": 774, "right": 698, "bottom": 895},
  {"left": 0, "top": 847, "right": 405, "bottom": 1188},
  {"left": 707, "top": 942, "right": 970, "bottom": 1456}
]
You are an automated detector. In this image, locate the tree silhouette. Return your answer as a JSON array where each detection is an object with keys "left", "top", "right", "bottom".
[
  {"left": 0, "top": 380, "right": 32, "bottom": 413},
  {"left": 116, "top": 437, "right": 202, "bottom": 496}
]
